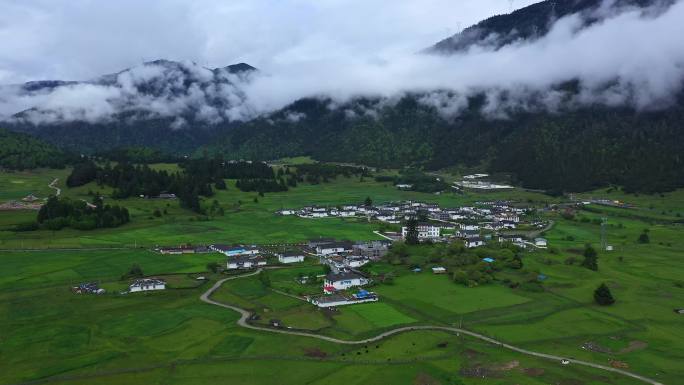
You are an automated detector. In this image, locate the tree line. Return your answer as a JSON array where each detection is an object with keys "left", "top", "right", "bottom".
[{"left": 16, "top": 195, "right": 130, "bottom": 231}]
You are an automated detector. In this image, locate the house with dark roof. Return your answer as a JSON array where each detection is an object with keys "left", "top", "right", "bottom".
[
  {"left": 316, "top": 241, "right": 354, "bottom": 256},
  {"left": 129, "top": 278, "right": 166, "bottom": 292},
  {"left": 323, "top": 271, "right": 369, "bottom": 293}
]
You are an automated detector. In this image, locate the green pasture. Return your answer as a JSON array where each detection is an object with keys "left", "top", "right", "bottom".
[
  {"left": 0, "top": 166, "right": 559, "bottom": 249},
  {"left": 0, "top": 168, "right": 69, "bottom": 201},
  {"left": 376, "top": 273, "right": 531, "bottom": 316},
  {"left": 0, "top": 167, "right": 683, "bottom": 384}
]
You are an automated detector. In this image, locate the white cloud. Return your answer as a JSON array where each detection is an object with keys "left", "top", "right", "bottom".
[{"left": 1, "top": 0, "right": 683, "bottom": 124}]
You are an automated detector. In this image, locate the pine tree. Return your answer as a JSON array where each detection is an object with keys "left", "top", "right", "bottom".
[
  {"left": 405, "top": 218, "right": 419, "bottom": 245},
  {"left": 582, "top": 244, "right": 598, "bottom": 271},
  {"left": 594, "top": 283, "right": 616, "bottom": 306}
]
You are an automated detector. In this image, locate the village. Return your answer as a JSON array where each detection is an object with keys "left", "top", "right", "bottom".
[
  {"left": 277, "top": 199, "right": 550, "bottom": 248},
  {"left": 96, "top": 199, "right": 553, "bottom": 312}
]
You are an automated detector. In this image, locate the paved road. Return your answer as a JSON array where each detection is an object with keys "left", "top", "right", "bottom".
[
  {"left": 48, "top": 178, "right": 61, "bottom": 196},
  {"left": 201, "top": 270, "right": 664, "bottom": 385}
]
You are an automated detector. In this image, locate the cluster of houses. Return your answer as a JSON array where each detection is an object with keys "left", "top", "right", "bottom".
[
  {"left": 304, "top": 238, "right": 389, "bottom": 308},
  {"left": 210, "top": 245, "right": 268, "bottom": 269},
  {"left": 129, "top": 278, "right": 166, "bottom": 293},
  {"left": 454, "top": 174, "right": 514, "bottom": 190},
  {"left": 73, "top": 279, "right": 168, "bottom": 295},
  {"left": 71, "top": 282, "right": 105, "bottom": 295},
  {"left": 278, "top": 200, "right": 528, "bottom": 230}
]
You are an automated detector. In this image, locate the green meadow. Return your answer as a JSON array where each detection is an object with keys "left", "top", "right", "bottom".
[
  {"left": 0, "top": 166, "right": 559, "bottom": 249},
  {"left": 0, "top": 166, "right": 683, "bottom": 384}
]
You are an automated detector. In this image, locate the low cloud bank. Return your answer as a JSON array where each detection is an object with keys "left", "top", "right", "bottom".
[{"left": 1, "top": 0, "right": 683, "bottom": 125}]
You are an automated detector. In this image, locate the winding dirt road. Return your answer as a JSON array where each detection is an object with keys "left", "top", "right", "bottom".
[
  {"left": 200, "top": 269, "right": 664, "bottom": 385},
  {"left": 48, "top": 178, "right": 61, "bottom": 196}
]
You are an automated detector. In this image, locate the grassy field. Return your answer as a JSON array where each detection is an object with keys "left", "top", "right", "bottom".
[
  {"left": 0, "top": 166, "right": 559, "bottom": 249},
  {"left": 0, "top": 166, "right": 683, "bottom": 384}
]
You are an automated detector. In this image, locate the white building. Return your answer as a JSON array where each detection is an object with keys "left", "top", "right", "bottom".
[
  {"left": 401, "top": 223, "right": 440, "bottom": 241},
  {"left": 129, "top": 278, "right": 166, "bottom": 292},
  {"left": 308, "top": 212, "right": 329, "bottom": 218},
  {"left": 227, "top": 256, "right": 266, "bottom": 269},
  {"left": 376, "top": 214, "right": 397, "bottom": 222},
  {"left": 323, "top": 272, "right": 369, "bottom": 293},
  {"left": 499, "top": 235, "right": 524, "bottom": 244},
  {"left": 534, "top": 238, "right": 548, "bottom": 248},
  {"left": 464, "top": 237, "right": 485, "bottom": 248},
  {"left": 316, "top": 242, "right": 353, "bottom": 255},
  {"left": 344, "top": 256, "right": 370, "bottom": 268},
  {"left": 278, "top": 252, "right": 305, "bottom": 264}
]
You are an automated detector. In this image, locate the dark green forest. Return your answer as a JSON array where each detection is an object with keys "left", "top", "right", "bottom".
[
  {"left": 0, "top": 128, "right": 73, "bottom": 170},
  {"left": 201, "top": 95, "right": 684, "bottom": 194},
  {"left": 29, "top": 195, "right": 130, "bottom": 231}
]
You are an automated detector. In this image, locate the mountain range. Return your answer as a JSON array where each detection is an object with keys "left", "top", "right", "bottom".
[{"left": 1, "top": 0, "right": 683, "bottom": 194}]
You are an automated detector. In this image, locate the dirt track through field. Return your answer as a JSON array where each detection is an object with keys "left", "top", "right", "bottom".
[
  {"left": 201, "top": 269, "right": 665, "bottom": 385},
  {"left": 48, "top": 178, "right": 60, "bottom": 196}
]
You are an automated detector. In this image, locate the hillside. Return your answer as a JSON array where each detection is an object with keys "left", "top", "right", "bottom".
[
  {"left": 2, "top": 0, "right": 683, "bottom": 194},
  {"left": 0, "top": 128, "right": 72, "bottom": 170},
  {"left": 3, "top": 59, "right": 256, "bottom": 153},
  {"left": 200, "top": 93, "right": 684, "bottom": 194}
]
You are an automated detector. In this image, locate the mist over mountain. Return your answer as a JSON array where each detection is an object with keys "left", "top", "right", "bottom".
[
  {"left": 1, "top": 0, "right": 684, "bottom": 193},
  {"left": 2, "top": 60, "right": 256, "bottom": 126},
  {"left": 428, "top": 0, "right": 675, "bottom": 53}
]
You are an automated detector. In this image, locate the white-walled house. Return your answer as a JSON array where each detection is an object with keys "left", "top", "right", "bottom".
[
  {"left": 316, "top": 242, "right": 353, "bottom": 255},
  {"left": 535, "top": 238, "right": 548, "bottom": 248},
  {"left": 129, "top": 278, "right": 166, "bottom": 292},
  {"left": 344, "top": 256, "right": 370, "bottom": 268},
  {"left": 464, "top": 237, "right": 485, "bottom": 248},
  {"left": 401, "top": 223, "right": 440, "bottom": 241},
  {"left": 323, "top": 272, "right": 369, "bottom": 293},
  {"left": 498, "top": 235, "right": 524, "bottom": 244},
  {"left": 278, "top": 252, "right": 305, "bottom": 264},
  {"left": 227, "top": 256, "right": 267, "bottom": 269}
]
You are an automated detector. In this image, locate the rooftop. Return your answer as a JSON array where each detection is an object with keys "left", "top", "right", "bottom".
[{"left": 325, "top": 271, "right": 364, "bottom": 281}]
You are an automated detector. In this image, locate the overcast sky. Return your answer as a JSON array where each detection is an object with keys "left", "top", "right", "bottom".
[
  {"left": 2, "top": 0, "right": 683, "bottom": 124},
  {"left": 0, "top": 0, "right": 538, "bottom": 84}
]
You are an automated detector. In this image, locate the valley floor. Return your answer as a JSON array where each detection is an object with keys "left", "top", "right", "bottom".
[{"left": 0, "top": 167, "right": 683, "bottom": 385}]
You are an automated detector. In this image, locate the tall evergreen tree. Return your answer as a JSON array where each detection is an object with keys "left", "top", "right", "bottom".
[
  {"left": 594, "top": 283, "right": 616, "bottom": 306},
  {"left": 582, "top": 244, "right": 598, "bottom": 271},
  {"left": 405, "top": 218, "right": 419, "bottom": 245}
]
